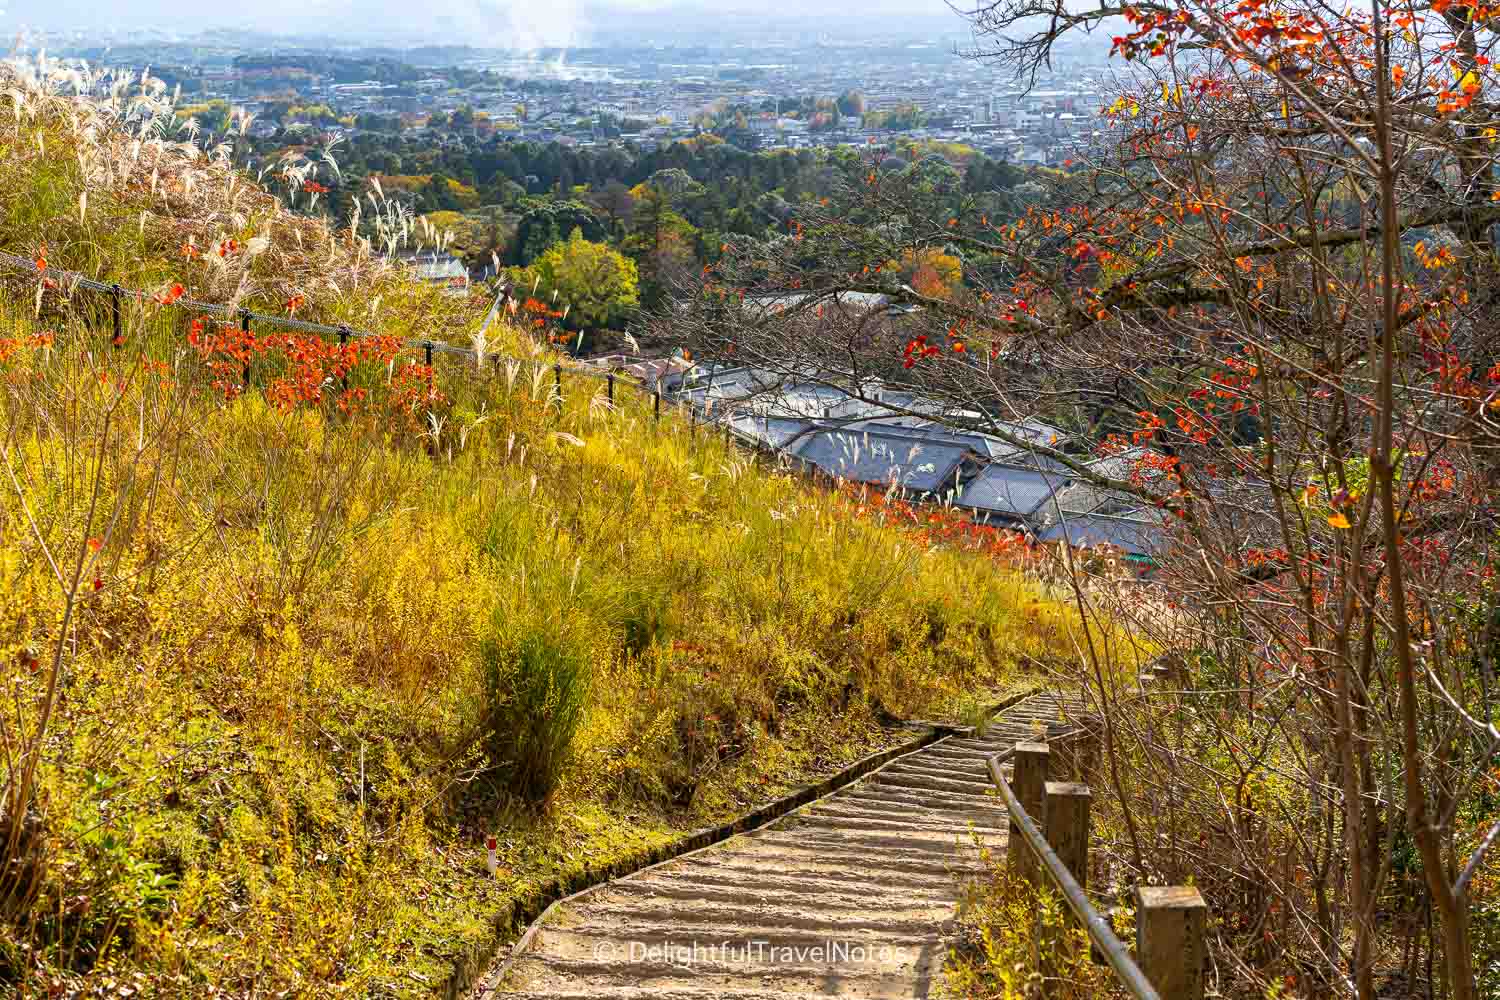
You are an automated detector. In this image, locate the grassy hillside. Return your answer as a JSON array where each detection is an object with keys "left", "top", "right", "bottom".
[{"left": 0, "top": 67, "right": 1081, "bottom": 994}]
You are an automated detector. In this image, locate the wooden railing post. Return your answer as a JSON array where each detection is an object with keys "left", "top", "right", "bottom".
[
  {"left": 1154, "top": 652, "right": 1187, "bottom": 685},
  {"left": 1136, "top": 886, "right": 1207, "bottom": 1000},
  {"left": 1038, "top": 781, "right": 1091, "bottom": 1000},
  {"left": 1049, "top": 718, "right": 1101, "bottom": 783},
  {"left": 987, "top": 751, "right": 1167, "bottom": 1000},
  {"left": 1044, "top": 782, "right": 1091, "bottom": 883},
  {"left": 1009, "top": 741, "right": 1050, "bottom": 886}
]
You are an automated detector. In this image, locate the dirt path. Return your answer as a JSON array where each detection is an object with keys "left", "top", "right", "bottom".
[{"left": 478, "top": 693, "right": 1074, "bottom": 1000}]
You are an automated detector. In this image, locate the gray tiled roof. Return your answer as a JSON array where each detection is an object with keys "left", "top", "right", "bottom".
[
  {"left": 729, "top": 415, "right": 820, "bottom": 450},
  {"left": 665, "top": 364, "right": 1171, "bottom": 558},
  {"left": 1036, "top": 510, "right": 1171, "bottom": 558},
  {"left": 791, "top": 428, "right": 970, "bottom": 494},
  {"left": 957, "top": 465, "right": 1069, "bottom": 519}
]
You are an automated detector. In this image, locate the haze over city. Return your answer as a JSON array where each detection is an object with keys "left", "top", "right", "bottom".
[{"left": 3, "top": 0, "right": 975, "bottom": 47}]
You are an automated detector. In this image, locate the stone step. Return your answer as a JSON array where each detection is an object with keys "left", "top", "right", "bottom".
[{"left": 482, "top": 693, "right": 1068, "bottom": 1000}]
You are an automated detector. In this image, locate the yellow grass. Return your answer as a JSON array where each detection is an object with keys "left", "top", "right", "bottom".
[{"left": 0, "top": 64, "right": 1083, "bottom": 995}]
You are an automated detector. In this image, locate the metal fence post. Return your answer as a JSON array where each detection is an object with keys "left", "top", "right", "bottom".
[
  {"left": 607, "top": 371, "right": 615, "bottom": 403},
  {"left": 240, "top": 309, "right": 252, "bottom": 387},
  {"left": 424, "top": 341, "right": 434, "bottom": 367},
  {"left": 1137, "top": 887, "right": 1207, "bottom": 1000},
  {"left": 653, "top": 384, "right": 661, "bottom": 422},
  {"left": 338, "top": 326, "right": 351, "bottom": 389},
  {"left": 110, "top": 283, "right": 123, "bottom": 348},
  {"left": 554, "top": 363, "right": 562, "bottom": 412},
  {"left": 1010, "top": 742, "right": 1050, "bottom": 887}
]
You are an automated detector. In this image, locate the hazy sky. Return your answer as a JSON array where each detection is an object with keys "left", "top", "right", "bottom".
[{"left": 2, "top": 0, "right": 968, "bottom": 48}]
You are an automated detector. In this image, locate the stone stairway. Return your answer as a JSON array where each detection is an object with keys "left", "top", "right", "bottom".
[{"left": 479, "top": 692, "right": 1077, "bottom": 1000}]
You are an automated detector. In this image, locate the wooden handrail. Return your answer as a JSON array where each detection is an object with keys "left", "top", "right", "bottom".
[{"left": 986, "top": 753, "right": 1166, "bottom": 1000}]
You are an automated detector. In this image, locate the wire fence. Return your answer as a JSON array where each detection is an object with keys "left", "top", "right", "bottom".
[
  {"left": 0, "top": 247, "right": 1060, "bottom": 521},
  {"left": 0, "top": 248, "right": 679, "bottom": 419},
  {"left": 0, "top": 248, "right": 476, "bottom": 359}
]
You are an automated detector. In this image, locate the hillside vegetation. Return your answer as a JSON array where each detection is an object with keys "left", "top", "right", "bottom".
[{"left": 0, "top": 67, "right": 1080, "bottom": 993}]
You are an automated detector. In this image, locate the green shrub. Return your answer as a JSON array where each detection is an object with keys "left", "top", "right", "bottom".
[{"left": 482, "top": 624, "right": 592, "bottom": 805}]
